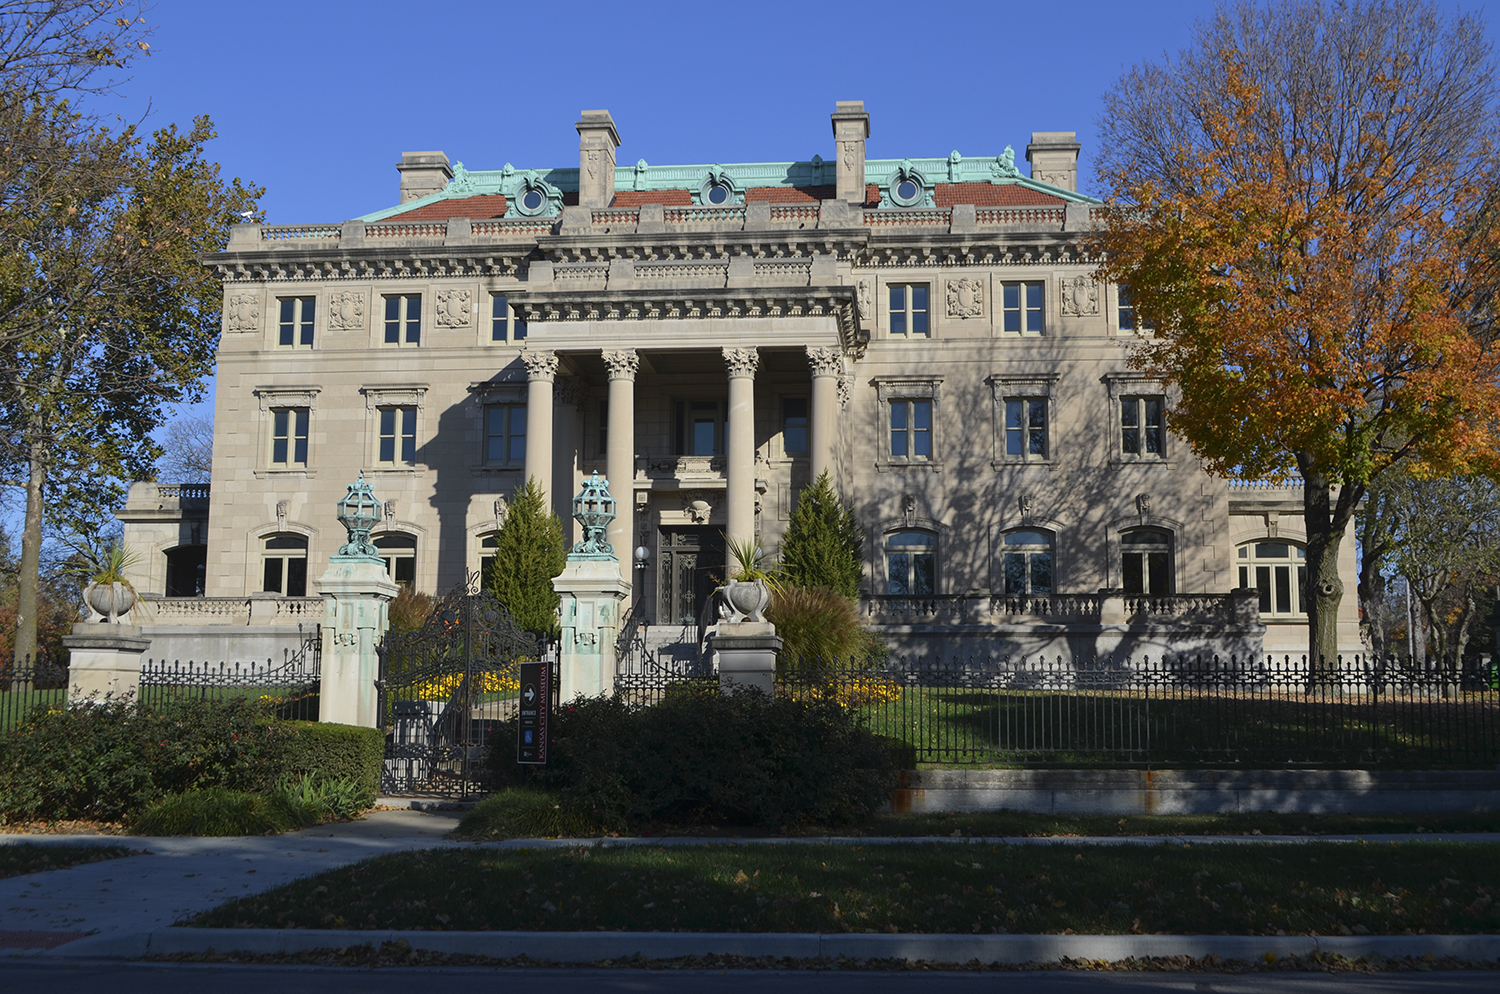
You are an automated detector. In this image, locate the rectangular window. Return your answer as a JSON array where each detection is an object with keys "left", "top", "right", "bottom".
[
  {"left": 378, "top": 406, "right": 417, "bottom": 465},
  {"left": 783, "top": 397, "right": 808, "bottom": 455},
  {"left": 674, "top": 400, "right": 724, "bottom": 456},
  {"left": 383, "top": 293, "right": 421, "bottom": 345},
  {"left": 270, "top": 408, "right": 309, "bottom": 467},
  {"left": 1118, "top": 286, "right": 1153, "bottom": 333},
  {"left": 485, "top": 404, "right": 526, "bottom": 464},
  {"left": 1001, "top": 281, "right": 1045, "bottom": 334},
  {"left": 1121, "top": 396, "right": 1165, "bottom": 456},
  {"left": 889, "top": 284, "right": 930, "bottom": 337},
  {"left": 887, "top": 552, "right": 935, "bottom": 595},
  {"left": 491, "top": 293, "right": 526, "bottom": 343},
  {"left": 889, "top": 399, "right": 932, "bottom": 459},
  {"left": 277, "top": 297, "right": 315, "bottom": 348},
  {"left": 1004, "top": 398, "right": 1048, "bottom": 458}
]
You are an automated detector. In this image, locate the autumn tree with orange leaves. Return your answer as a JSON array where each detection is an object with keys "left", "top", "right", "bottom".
[{"left": 1091, "top": 0, "right": 1500, "bottom": 671}]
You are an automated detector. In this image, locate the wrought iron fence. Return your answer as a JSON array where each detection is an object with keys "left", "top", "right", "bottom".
[
  {"left": 0, "top": 654, "right": 69, "bottom": 733},
  {"left": 136, "top": 628, "right": 322, "bottom": 721},
  {"left": 776, "top": 653, "right": 1500, "bottom": 768}
]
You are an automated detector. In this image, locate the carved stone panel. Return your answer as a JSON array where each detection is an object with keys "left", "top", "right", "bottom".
[
  {"left": 434, "top": 288, "right": 473, "bottom": 328},
  {"left": 946, "top": 277, "right": 984, "bottom": 319},
  {"left": 225, "top": 293, "right": 260, "bottom": 333},
  {"left": 327, "top": 291, "right": 366, "bottom": 331},
  {"left": 1059, "top": 275, "right": 1100, "bottom": 317}
]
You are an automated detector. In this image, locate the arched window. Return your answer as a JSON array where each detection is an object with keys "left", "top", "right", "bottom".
[
  {"left": 261, "top": 534, "right": 308, "bottom": 596},
  {"left": 478, "top": 533, "right": 499, "bottom": 583},
  {"left": 1001, "top": 529, "right": 1053, "bottom": 595},
  {"left": 374, "top": 533, "right": 417, "bottom": 588},
  {"left": 1237, "top": 541, "right": 1307, "bottom": 617},
  {"left": 1121, "top": 528, "right": 1172, "bottom": 594},
  {"left": 885, "top": 529, "right": 936, "bottom": 595}
]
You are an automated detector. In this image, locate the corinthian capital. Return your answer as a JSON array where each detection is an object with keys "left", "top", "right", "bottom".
[
  {"left": 806, "top": 346, "right": 842, "bottom": 378},
  {"left": 722, "top": 346, "right": 759, "bottom": 379},
  {"left": 602, "top": 349, "right": 639, "bottom": 380},
  {"left": 520, "top": 349, "right": 559, "bottom": 382}
]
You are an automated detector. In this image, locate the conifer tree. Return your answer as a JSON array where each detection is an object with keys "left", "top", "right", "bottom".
[
  {"left": 780, "top": 471, "right": 863, "bottom": 599},
  {"left": 485, "top": 478, "right": 566, "bottom": 637}
]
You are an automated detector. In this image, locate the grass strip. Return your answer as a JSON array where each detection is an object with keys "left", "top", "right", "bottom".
[
  {"left": 0, "top": 843, "right": 133, "bottom": 879},
  {"left": 147, "top": 944, "right": 1500, "bottom": 973},
  {"left": 864, "top": 810, "right": 1500, "bottom": 839},
  {"left": 190, "top": 841, "right": 1500, "bottom": 936}
]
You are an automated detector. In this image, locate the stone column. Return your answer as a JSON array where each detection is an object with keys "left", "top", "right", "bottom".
[
  {"left": 603, "top": 349, "right": 638, "bottom": 607},
  {"left": 64, "top": 624, "right": 151, "bottom": 703},
  {"left": 553, "top": 377, "right": 583, "bottom": 538},
  {"left": 522, "top": 349, "right": 558, "bottom": 503},
  {"left": 723, "top": 347, "right": 759, "bottom": 549},
  {"left": 806, "top": 346, "right": 842, "bottom": 482}
]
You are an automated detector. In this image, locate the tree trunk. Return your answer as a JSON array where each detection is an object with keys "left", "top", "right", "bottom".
[
  {"left": 1300, "top": 462, "right": 1360, "bottom": 688},
  {"left": 12, "top": 444, "right": 48, "bottom": 688}
]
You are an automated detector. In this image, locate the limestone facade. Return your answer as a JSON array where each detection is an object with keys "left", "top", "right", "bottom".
[{"left": 120, "top": 103, "right": 1363, "bottom": 661}]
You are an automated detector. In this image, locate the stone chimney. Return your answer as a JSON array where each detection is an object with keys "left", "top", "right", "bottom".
[
  {"left": 576, "top": 110, "right": 621, "bottom": 209},
  {"left": 1025, "top": 132, "right": 1081, "bottom": 192},
  {"left": 831, "top": 100, "right": 870, "bottom": 205},
  {"left": 396, "top": 151, "right": 452, "bottom": 203}
]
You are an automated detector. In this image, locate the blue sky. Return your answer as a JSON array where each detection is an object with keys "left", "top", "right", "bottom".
[{"left": 83, "top": 0, "right": 1497, "bottom": 424}]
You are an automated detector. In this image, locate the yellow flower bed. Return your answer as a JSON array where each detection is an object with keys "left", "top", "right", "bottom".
[{"left": 403, "top": 670, "right": 520, "bottom": 700}]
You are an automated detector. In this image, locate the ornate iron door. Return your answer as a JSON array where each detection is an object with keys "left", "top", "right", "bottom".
[
  {"left": 658, "top": 527, "right": 723, "bottom": 625},
  {"left": 377, "top": 580, "right": 545, "bottom": 796}
]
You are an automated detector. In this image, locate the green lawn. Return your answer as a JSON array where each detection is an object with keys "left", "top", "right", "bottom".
[
  {"left": 0, "top": 843, "right": 133, "bottom": 879},
  {"left": 191, "top": 840, "right": 1500, "bottom": 936}
]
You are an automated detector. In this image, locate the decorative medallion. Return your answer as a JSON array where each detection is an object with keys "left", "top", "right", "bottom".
[
  {"left": 680, "top": 490, "right": 722, "bottom": 524},
  {"left": 225, "top": 293, "right": 260, "bottom": 333},
  {"left": 434, "top": 288, "right": 472, "bottom": 328},
  {"left": 1059, "top": 275, "right": 1100, "bottom": 317},
  {"left": 327, "top": 290, "right": 366, "bottom": 331},
  {"left": 946, "top": 277, "right": 984, "bottom": 319}
]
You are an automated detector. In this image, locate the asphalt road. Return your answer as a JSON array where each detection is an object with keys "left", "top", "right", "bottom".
[{"left": 6, "top": 961, "right": 1500, "bottom": 994}]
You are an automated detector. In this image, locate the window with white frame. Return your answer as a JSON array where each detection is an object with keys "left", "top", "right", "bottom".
[
  {"left": 374, "top": 533, "right": 416, "bottom": 588},
  {"left": 885, "top": 529, "right": 936, "bottom": 595},
  {"left": 875, "top": 378, "right": 942, "bottom": 471},
  {"left": 888, "top": 283, "right": 930, "bottom": 337},
  {"left": 1005, "top": 398, "right": 1048, "bottom": 459},
  {"left": 478, "top": 532, "right": 499, "bottom": 580},
  {"left": 490, "top": 293, "right": 527, "bottom": 343},
  {"left": 1001, "top": 281, "right": 1045, "bottom": 334},
  {"left": 277, "top": 296, "right": 315, "bottom": 348},
  {"left": 1238, "top": 541, "right": 1307, "bottom": 617},
  {"left": 383, "top": 293, "right": 421, "bottom": 345},
  {"left": 1121, "top": 528, "right": 1173, "bottom": 594},
  {"left": 1001, "top": 529, "right": 1053, "bottom": 595},
  {"left": 377, "top": 406, "right": 417, "bottom": 465},
  {"left": 1117, "top": 286, "right": 1154, "bottom": 333},
  {"left": 485, "top": 404, "right": 527, "bottom": 465},
  {"left": 1120, "top": 395, "right": 1165, "bottom": 458},
  {"left": 261, "top": 534, "right": 308, "bottom": 596},
  {"left": 269, "top": 407, "right": 309, "bottom": 467},
  {"left": 889, "top": 399, "right": 932, "bottom": 460}
]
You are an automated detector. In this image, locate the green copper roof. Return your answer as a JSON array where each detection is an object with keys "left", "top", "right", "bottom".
[{"left": 360, "top": 145, "right": 1097, "bottom": 222}]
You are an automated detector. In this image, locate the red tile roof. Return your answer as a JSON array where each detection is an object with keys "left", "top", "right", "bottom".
[
  {"left": 610, "top": 189, "right": 694, "bottom": 207},
  {"left": 392, "top": 193, "right": 509, "bottom": 220},
  {"left": 934, "top": 183, "right": 1065, "bottom": 207}
]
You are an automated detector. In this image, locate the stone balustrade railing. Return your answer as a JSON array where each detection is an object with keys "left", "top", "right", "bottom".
[
  {"left": 137, "top": 595, "right": 324, "bottom": 626},
  {"left": 863, "top": 591, "right": 1257, "bottom": 627}
]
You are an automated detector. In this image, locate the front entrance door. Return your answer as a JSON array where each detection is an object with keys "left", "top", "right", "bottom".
[{"left": 659, "top": 527, "right": 725, "bottom": 625}]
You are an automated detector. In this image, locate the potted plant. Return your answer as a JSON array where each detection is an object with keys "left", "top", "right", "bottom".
[
  {"left": 79, "top": 540, "right": 141, "bottom": 622},
  {"left": 719, "top": 536, "right": 778, "bottom": 623}
]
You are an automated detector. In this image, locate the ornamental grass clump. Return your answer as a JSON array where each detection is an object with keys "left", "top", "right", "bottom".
[
  {"left": 134, "top": 787, "right": 318, "bottom": 837},
  {"left": 454, "top": 787, "right": 604, "bottom": 840}
]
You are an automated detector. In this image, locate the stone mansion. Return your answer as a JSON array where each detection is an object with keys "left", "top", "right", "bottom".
[{"left": 116, "top": 102, "right": 1362, "bottom": 663}]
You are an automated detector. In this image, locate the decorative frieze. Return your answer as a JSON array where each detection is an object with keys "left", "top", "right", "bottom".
[
  {"left": 722, "top": 347, "right": 759, "bottom": 379},
  {"left": 434, "top": 288, "right": 473, "bottom": 328}
]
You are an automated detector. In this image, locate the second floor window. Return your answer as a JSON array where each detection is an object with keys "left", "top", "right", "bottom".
[
  {"left": 278, "top": 297, "right": 314, "bottom": 348},
  {"left": 378, "top": 406, "right": 417, "bottom": 465},
  {"left": 889, "top": 284, "right": 930, "bottom": 336},
  {"left": 1001, "top": 281, "right": 1045, "bottom": 333},
  {"left": 674, "top": 400, "right": 724, "bottom": 456},
  {"left": 486, "top": 404, "right": 526, "bottom": 464},
  {"left": 1118, "top": 286, "right": 1154, "bottom": 333},
  {"left": 384, "top": 293, "right": 421, "bottom": 345},
  {"left": 1005, "top": 398, "right": 1048, "bottom": 459},
  {"left": 889, "top": 399, "right": 932, "bottom": 460},
  {"left": 1121, "top": 395, "right": 1165, "bottom": 457},
  {"left": 783, "top": 397, "right": 808, "bottom": 455},
  {"left": 270, "top": 408, "right": 309, "bottom": 467},
  {"left": 491, "top": 293, "right": 527, "bottom": 343}
]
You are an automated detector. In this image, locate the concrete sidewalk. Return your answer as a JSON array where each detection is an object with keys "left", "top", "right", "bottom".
[{"left": 3, "top": 812, "right": 1499, "bottom": 961}]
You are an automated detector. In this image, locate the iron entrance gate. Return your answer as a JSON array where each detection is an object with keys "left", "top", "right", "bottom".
[{"left": 377, "top": 580, "right": 550, "bottom": 796}]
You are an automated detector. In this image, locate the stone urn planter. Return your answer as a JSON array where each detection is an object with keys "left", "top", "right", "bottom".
[
  {"left": 84, "top": 581, "right": 137, "bottom": 623},
  {"left": 719, "top": 578, "right": 771, "bottom": 623}
]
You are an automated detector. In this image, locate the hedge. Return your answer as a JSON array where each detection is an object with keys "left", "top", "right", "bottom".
[{"left": 264, "top": 720, "right": 384, "bottom": 808}]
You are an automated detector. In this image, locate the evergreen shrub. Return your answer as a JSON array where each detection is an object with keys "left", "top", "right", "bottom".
[
  {"left": 486, "top": 477, "right": 566, "bottom": 637},
  {"left": 780, "top": 471, "right": 863, "bottom": 598},
  {"left": 488, "top": 691, "right": 897, "bottom": 830}
]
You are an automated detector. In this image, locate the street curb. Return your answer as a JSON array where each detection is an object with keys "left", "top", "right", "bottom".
[{"left": 39, "top": 928, "right": 1500, "bottom": 965}]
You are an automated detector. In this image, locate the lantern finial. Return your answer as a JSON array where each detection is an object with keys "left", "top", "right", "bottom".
[
  {"left": 570, "top": 472, "right": 617, "bottom": 560},
  {"left": 333, "top": 472, "right": 383, "bottom": 560}
]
